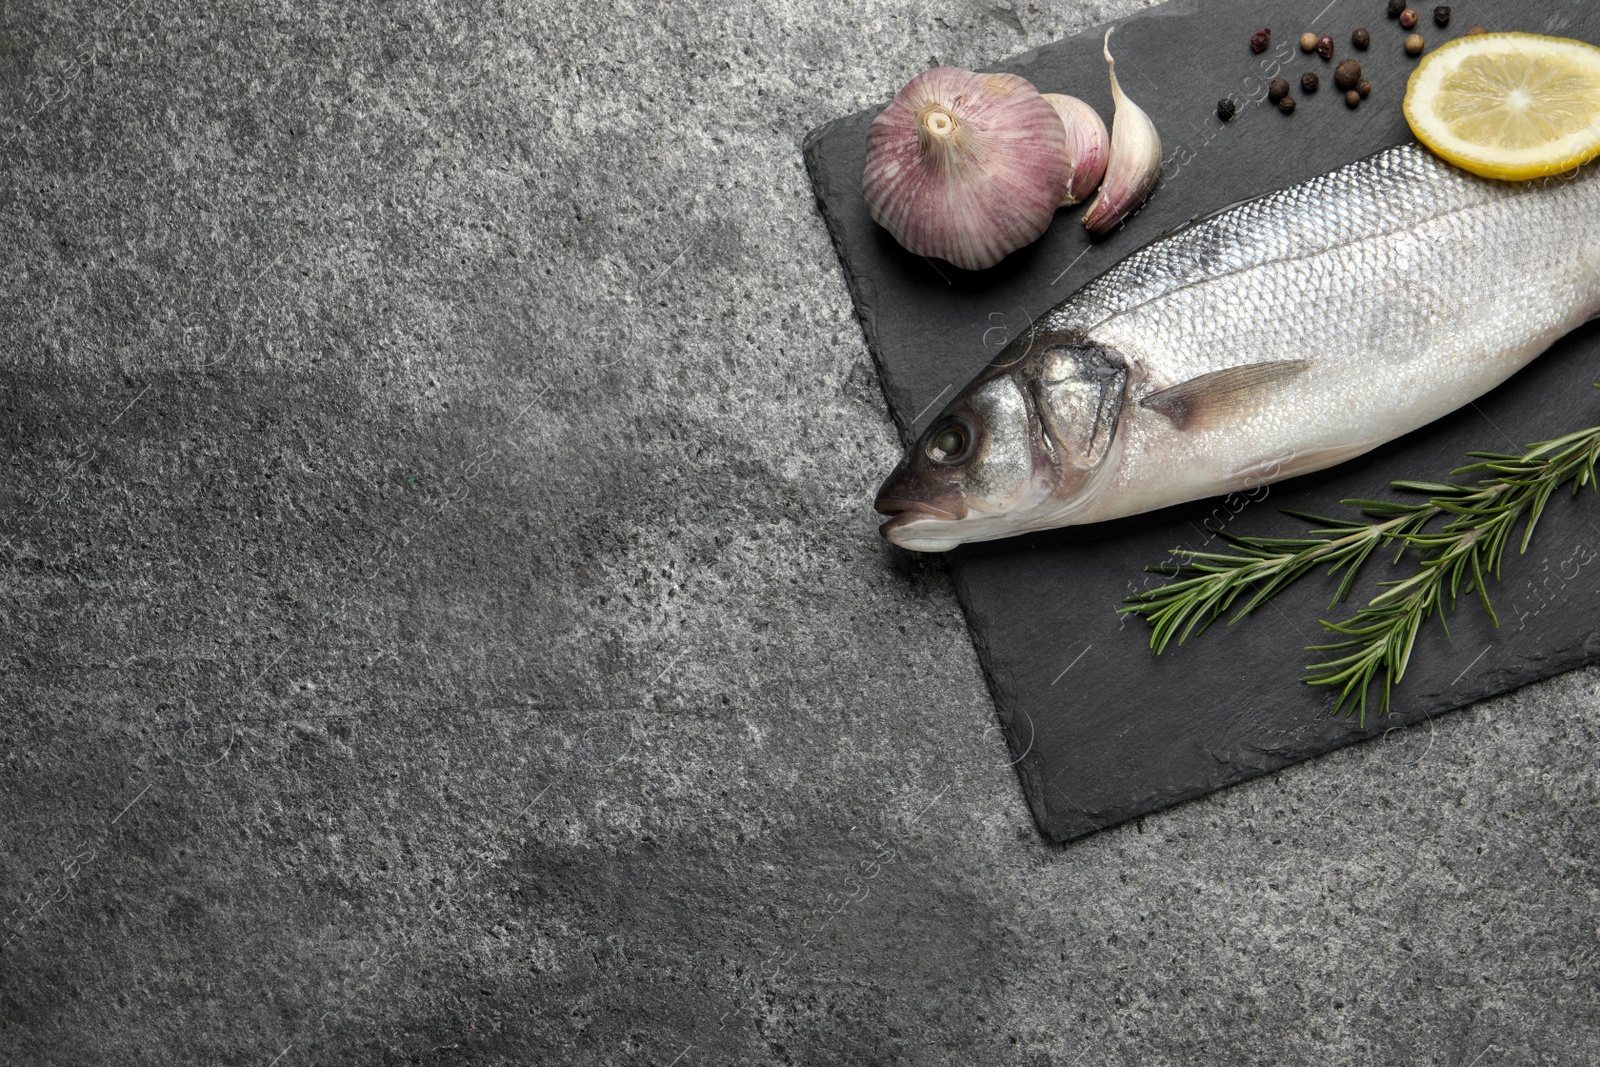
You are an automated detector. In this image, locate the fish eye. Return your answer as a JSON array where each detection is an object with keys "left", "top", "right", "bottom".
[{"left": 925, "top": 419, "right": 973, "bottom": 465}]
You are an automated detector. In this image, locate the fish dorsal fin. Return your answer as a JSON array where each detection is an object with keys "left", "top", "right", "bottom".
[{"left": 1140, "top": 360, "right": 1309, "bottom": 431}]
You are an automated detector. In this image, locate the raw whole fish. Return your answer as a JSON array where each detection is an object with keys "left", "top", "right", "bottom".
[{"left": 875, "top": 144, "right": 1600, "bottom": 552}]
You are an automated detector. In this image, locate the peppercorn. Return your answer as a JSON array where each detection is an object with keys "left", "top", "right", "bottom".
[
  {"left": 1300, "top": 31, "right": 1318, "bottom": 52},
  {"left": 1268, "top": 77, "right": 1291, "bottom": 103},
  {"left": 1317, "top": 34, "right": 1335, "bottom": 59},
  {"left": 1345, "top": 89, "right": 1361, "bottom": 109},
  {"left": 1357, "top": 79, "right": 1372, "bottom": 98},
  {"left": 1387, "top": 0, "right": 1404, "bottom": 16},
  {"left": 1466, "top": 25, "right": 1486, "bottom": 36},
  {"left": 1250, "top": 27, "right": 1272, "bottom": 53},
  {"left": 1405, "top": 32, "right": 1425, "bottom": 55},
  {"left": 1334, "top": 59, "right": 1362, "bottom": 91},
  {"left": 1399, "top": 8, "right": 1419, "bottom": 28},
  {"left": 1216, "top": 97, "right": 1237, "bottom": 122},
  {"left": 1301, "top": 72, "right": 1320, "bottom": 94},
  {"left": 1433, "top": 5, "right": 1450, "bottom": 26},
  {"left": 1352, "top": 27, "right": 1371, "bottom": 49},
  {"left": 1278, "top": 95, "right": 1297, "bottom": 115}
]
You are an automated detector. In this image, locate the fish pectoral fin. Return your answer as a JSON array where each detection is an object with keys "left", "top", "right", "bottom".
[
  {"left": 1139, "top": 360, "right": 1309, "bottom": 431},
  {"left": 1226, "top": 439, "right": 1383, "bottom": 489}
]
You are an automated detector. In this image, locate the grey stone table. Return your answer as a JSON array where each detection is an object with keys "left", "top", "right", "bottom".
[{"left": 1, "top": 1, "right": 1595, "bottom": 1064}]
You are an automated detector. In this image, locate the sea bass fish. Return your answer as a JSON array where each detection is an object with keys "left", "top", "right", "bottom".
[{"left": 874, "top": 143, "right": 1600, "bottom": 552}]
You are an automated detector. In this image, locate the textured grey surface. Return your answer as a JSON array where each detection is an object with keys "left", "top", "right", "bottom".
[{"left": 0, "top": 0, "right": 1597, "bottom": 1064}]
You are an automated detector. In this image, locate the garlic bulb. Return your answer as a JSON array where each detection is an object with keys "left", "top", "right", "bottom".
[
  {"left": 1041, "top": 93, "right": 1109, "bottom": 206},
  {"left": 862, "top": 67, "right": 1071, "bottom": 271},
  {"left": 1081, "top": 28, "right": 1163, "bottom": 236}
]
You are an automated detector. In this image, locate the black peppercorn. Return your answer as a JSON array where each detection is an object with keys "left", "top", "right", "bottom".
[
  {"left": 1334, "top": 59, "right": 1363, "bottom": 91},
  {"left": 1387, "top": 0, "right": 1405, "bottom": 16},
  {"left": 1433, "top": 5, "right": 1450, "bottom": 27},
  {"left": 1399, "top": 8, "right": 1419, "bottom": 28},
  {"left": 1301, "top": 72, "right": 1320, "bottom": 93},
  {"left": 1317, "top": 34, "right": 1335, "bottom": 59},
  {"left": 1268, "top": 77, "right": 1291, "bottom": 103},
  {"left": 1278, "top": 95, "right": 1297, "bottom": 115},
  {"left": 1250, "top": 27, "right": 1272, "bottom": 53},
  {"left": 1217, "top": 97, "right": 1237, "bottom": 121},
  {"left": 1357, "top": 79, "right": 1372, "bottom": 98},
  {"left": 1345, "top": 89, "right": 1361, "bottom": 109},
  {"left": 1352, "top": 27, "right": 1371, "bottom": 49}
]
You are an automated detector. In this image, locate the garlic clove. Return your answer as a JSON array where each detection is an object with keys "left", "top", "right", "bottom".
[
  {"left": 862, "top": 67, "right": 1071, "bottom": 271},
  {"left": 1041, "top": 93, "right": 1109, "bottom": 206},
  {"left": 1081, "top": 28, "right": 1163, "bottom": 236}
]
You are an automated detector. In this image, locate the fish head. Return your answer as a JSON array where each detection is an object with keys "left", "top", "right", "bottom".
[
  {"left": 874, "top": 373, "right": 1042, "bottom": 552},
  {"left": 874, "top": 340, "right": 1128, "bottom": 552}
]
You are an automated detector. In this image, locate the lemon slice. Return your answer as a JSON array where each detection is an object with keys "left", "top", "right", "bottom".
[{"left": 1404, "top": 32, "right": 1600, "bottom": 180}]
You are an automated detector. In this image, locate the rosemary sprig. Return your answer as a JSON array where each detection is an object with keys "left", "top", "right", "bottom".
[
  {"left": 1307, "top": 425, "right": 1600, "bottom": 720},
  {"left": 1121, "top": 506, "right": 1437, "bottom": 655},
  {"left": 1121, "top": 420, "right": 1600, "bottom": 725}
]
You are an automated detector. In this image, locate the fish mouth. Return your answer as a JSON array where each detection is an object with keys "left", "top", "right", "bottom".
[{"left": 874, "top": 496, "right": 968, "bottom": 542}]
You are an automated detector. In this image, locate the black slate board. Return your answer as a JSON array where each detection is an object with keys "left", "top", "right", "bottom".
[{"left": 804, "top": 0, "right": 1600, "bottom": 842}]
